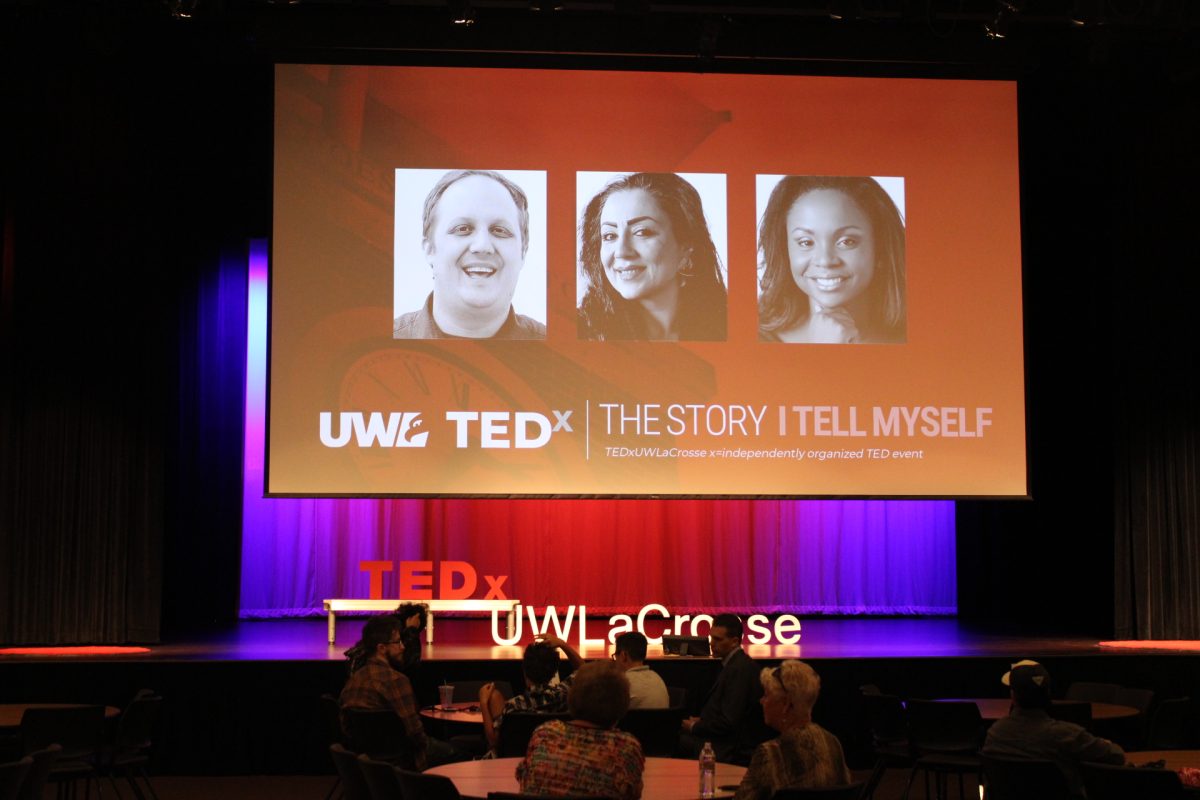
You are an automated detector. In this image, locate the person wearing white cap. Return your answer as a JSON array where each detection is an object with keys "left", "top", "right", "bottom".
[{"left": 981, "top": 659, "right": 1125, "bottom": 797}]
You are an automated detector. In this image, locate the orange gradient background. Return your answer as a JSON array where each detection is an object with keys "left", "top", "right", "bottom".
[{"left": 270, "top": 65, "right": 1025, "bottom": 497}]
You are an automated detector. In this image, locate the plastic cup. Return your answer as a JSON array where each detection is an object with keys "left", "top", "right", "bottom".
[{"left": 438, "top": 684, "right": 454, "bottom": 708}]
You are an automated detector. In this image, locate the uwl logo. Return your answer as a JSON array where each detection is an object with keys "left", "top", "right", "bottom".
[{"left": 319, "top": 412, "right": 429, "bottom": 448}]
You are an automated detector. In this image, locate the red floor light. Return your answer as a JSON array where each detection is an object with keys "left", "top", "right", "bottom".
[
  {"left": 1098, "top": 640, "right": 1200, "bottom": 652},
  {"left": 0, "top": 646, "right": 151, "bottom": 656}
]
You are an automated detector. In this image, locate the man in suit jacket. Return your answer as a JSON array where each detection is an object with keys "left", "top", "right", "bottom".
[{"left": 679, "top": 614, "right": 772, "bottom": 765}]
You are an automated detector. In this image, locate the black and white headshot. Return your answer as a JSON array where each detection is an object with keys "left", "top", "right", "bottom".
[
  {"left": 394, "top": 168, "right": 547, "bottom": 340},
  {"left": 576, "top": 171, "right": 728, "bottom": 342},
  {"left": 757, "top": 175, "right": 906, "bottom": 345}
]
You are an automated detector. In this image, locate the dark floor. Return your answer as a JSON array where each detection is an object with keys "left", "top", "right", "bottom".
[
  {"left": 83, "top": 767, "right": 936, "bottom": 800},
  {"left": 5, "top": 619, "right": 1196, "bottom": 779}
]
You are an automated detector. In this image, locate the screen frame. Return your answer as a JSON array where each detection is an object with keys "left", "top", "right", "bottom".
[{"left": 265, "top": 54, "right": 1032, "bottom": 501}]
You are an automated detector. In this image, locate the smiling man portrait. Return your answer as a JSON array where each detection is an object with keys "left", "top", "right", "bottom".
[{"left": 394, "top": 169, "right": 547, "bottom": 340}]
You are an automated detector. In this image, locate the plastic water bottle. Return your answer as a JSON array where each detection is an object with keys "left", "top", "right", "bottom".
[{"left": 699, "top": 741, "right": 716, "bottom": 799}]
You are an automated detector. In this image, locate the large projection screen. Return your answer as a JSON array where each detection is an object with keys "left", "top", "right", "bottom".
[{"left": 270, "top": 64, "right": 1026, "bottom": 497}]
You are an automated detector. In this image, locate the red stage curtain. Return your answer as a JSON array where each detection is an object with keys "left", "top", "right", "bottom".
[{"left": 239, "top": 496, "right": 956, "bottom": 617}]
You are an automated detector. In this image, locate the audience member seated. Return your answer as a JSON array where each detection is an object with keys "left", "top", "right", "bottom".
[
  {"left": 515, "top": 661, "right": 645, "bottom": 800},
  {"left": 680, "top": 613, "right": 773, "bottom": 765},
  {"left": 981, "top": 659, "right": 1125, "bottom": 798},
  {"left": 733, "top": 660, "right": 852, "bottom": 800},
  {"left": 481, "top": 634, "right": 584, "bottom": 754},
  {"left": 339, "top": 615, "right": 466, "bottom": 769},
  {"left": 613, "top": 631, "right": 669, "bottom": 709},
  {"left": 344, "top": 602, "right": 427, "bottom": 676}
]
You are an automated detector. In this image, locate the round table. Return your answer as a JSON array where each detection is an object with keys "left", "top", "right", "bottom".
[
  {"left": 420, "top": 703, "right": 484, "bottom": 725},
  {"left": 427, "top": 755, "right": 746, "bottom": 799},
  {"left": 939, "top": 698, "right": 1140, "bottom": 721},
  {"left": 0, "top": 704, "right": 121, "bottom": 730},
  {"left": 1127, "top": 750, "right": 1200, "bottom": 770}
]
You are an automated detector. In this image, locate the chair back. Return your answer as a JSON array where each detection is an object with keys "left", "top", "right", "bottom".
[
  {"left": 497, "top": 711, "right": 571, "bottom": 758},
  {"left": 667, "top": 686, "right": 687, "bottom": 710},
  {"left": 17, "top": 745, "right": 59, "bottom": 800},
  {"left": 1147, "top": 696, "right": 1198, "bottom": 749},
  {"left": 618, "top": 707, "right": 685, "bottom": 757},
  {"left": 0, "top": 757, "right": 31, "bottom": 800},
  {"left": 770, "top": 782, "right": 865, "bottom": 799},
  {"left": 19, "top": 706, "right": 105, "bottom": 761},
  {"left": 1111, "top": 687, "right": 1157, "bottom": 749},
  {"left": 1065, "top": 682, "right": 1119, "bottom": 703},
  {"left": 319, "top": 694, "right": 344, "bottom": 746},
  {"left": 329, "top": 744, "right": 372, "bottom": 800},
  {"left": 1080, "top": 761, "right": 1185, "bottom": 800},
  {"left": 357, "top": 753, "right": 404, "bottom": 800},
  {"left": 1114, "top": 687, "right": 1155, "bottom": 714},
  {"left": 860, "top": 693, "right": 907, "bottom": 747},
  {"left": 396, "top": 768, "right": 462, "bottom": 800},
  {"left": 342, "top": 708, "right": 415, "bottom": 767},
  {"left": 114, "top": 693, "right": 161, "bottom": 755},
  {"left": 1047, "top": 701, "right": 1093, "bottom": 727},
  {"left": 981, "top": 754, "right": 1072, "bottom": 800},
  {"left": 904, "top": 700, "right": 982, "bottom": 754}
]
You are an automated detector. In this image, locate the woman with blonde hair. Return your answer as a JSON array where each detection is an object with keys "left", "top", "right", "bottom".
[{"left": 734, "top": 660, "right": 852, "bottom": 799}]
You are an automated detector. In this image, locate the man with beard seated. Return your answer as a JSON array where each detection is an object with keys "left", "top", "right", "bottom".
[{"left": 339, "top": 615, "right": 466, "bottom": 768}]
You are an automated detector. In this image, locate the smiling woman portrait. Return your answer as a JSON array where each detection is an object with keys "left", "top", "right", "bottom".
[
  {"left": 577, "top": 172, "right": 727, "bottom": 341},
  {"left": 758, "top": 175, "right": 906, "bottom": 344}
]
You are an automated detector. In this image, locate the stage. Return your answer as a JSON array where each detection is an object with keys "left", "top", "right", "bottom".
[
  {"left": 7, "top": 617, "right": 1194, "bottom": 667},
  {"left": 0, "top": 617, "right": 1167, "bottom": 662},
  {"left": 3, "top": 618, "right": 1198, "bottom": 775}
]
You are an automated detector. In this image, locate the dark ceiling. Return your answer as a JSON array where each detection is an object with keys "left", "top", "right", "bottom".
[{"left": 2, "top": 0, "right": 1197, "bottom": 79}]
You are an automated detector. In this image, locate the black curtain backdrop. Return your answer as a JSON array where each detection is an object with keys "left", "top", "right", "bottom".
[
  {"left": 1109, "top": 63, "right": 1200, "bottom": 637},
  {"left": 1, "top": 8, "right": 1197, "bottom": 643},
  {"left": 1107, "top": 39, "right": 1200, "bottom": 639},
  {"left": 0, "top": 55, "right": 169, "bottom": 644},
  {"left": 165, "top": 243, "right": 251, "bottom": 633},
  {"left": 1115, "top": 371, "right": 1200, "bottom": 639},
  {"left": 0, "top": 12, "right": 266, "bottom": 644},
  {"left": 957, "top": 41, "right": 1200, "bottom": 638}
]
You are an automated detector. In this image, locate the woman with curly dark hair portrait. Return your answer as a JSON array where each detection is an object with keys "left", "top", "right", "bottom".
[
  {"left": 758, "top": 175, "right": 906, "bottom": 344},
  {"left": 578, "top": 172, "right": 727, "bottom": 341}
]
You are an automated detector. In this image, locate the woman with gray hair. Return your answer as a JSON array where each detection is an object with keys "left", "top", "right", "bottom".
[
  {"left": 734, "top": 660, "right": 852, "bottom": 800},
  {"left": 516, "top": 661, "right": 644, "bottom": 800}
]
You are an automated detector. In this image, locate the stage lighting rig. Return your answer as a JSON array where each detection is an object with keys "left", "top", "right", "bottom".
[
  {"left": 827, "top": 0, "right": 855, "bottom": 23},
  {"left": 166, "top": 0, "right": 200, "bottom": 19},
  {"left": 1069, "top": 0, "right": 1106, "bottom": 28},
  {"left": 450, "top": 0, "right": 476, "bottom": 25},
  {"left": 984, "top": 0, "right": 1021, "bottom": 40}
]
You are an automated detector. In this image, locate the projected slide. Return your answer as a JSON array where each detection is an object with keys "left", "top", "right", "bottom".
[{"left": 270, "top": 64, "right": 1026, "bottom": 497}]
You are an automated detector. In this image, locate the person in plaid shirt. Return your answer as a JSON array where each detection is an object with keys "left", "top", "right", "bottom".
[
  {"left": 479, "top": 634, "right": 583, "bottom": 754},
  {"left": 516, "top": 660, "right": 645, "bottom": 800},
  {"left": 339, "top": 615, "right": 431, "bottom": 769}
]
